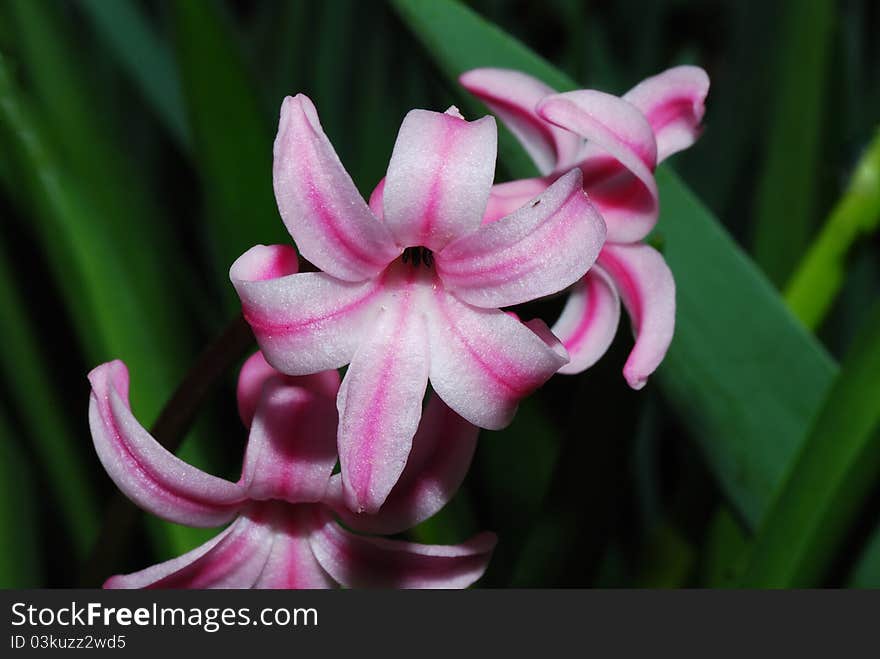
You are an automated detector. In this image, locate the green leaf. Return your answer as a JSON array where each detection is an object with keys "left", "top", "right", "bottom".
[
  {"left": 75, "top": 0, "right": 191, "bottom": 150},
  {"left": 171, "top": 0, "right": 285, "bottom": 276},
  {"left": 750, "top": 0, "right": 835, "bottom": 285},
  {"left": 0, "top": 410, "right": 43, "bottom": 588},
  {"left": 391, "top": 0, "right": 838, "bottom": 530},
  {"left": 740, "top": 304, "right": 880, "bottom": 587}
]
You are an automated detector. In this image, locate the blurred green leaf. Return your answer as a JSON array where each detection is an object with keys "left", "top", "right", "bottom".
[
  {"left": 75, "top": 0, "right": 191, "bottom": 150},
  {"left": 785, "top": 128, "right": 880, "bottom": 330},
  {"left": 391, "top": 0, "right": 838, "bottom": 530},
  {"left": 750, "top": 0, "right": 835, "bottom": 285},
  {"left": 0, "top": 242, "right": 99, "bottom": 558},
  {"left": 171, "top": 0, "right": 285, "bottom": 276},
  {"left": 0, "top": 410, "right": 42, "bottom": 588},
  {"left": 740, "top": 304, "right": 880, "bottom": 587}
]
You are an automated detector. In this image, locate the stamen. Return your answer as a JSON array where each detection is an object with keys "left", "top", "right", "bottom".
[{"left": 401, "top": 246, "right": 434, "bottom": 269}]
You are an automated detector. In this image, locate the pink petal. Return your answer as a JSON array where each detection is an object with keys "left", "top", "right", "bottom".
[
  {"left": 88, "top": 361, "right": 244, "bottom": 527},
  {"left": 426, "top": 290, "right": 568, "bottom": 429},
  {"left": 240, "top": 377, "right": 338, "bottom": 504},
  {"left": 236, "top": 351, "right": 339, "bottom": 428},
  {"left": 538, "top": 91, "right": 659, "bottom": 243},
  {"left": 552, "top": 266, "right": 621, "bottom": 375},
  {"left": 231, "top": 249, "right": 385, "bottom": 375},
  {"left": 325, "top": 394, "right": 479, "bottom": 535},
  {"left": 336, "top": 266, "right": 430, "bottom": 514},
  {"left": 436, "top": 169, "right": 606, "bottom": 309},
  {"left": 623, "top": 66, "right": 709, "bottom": 163},
  {"left": 598, "top": 244, "right": 676, "bottom": 389},
  {"left": 382, "top": 109, "right": 497, "bottom": 250},
  {"left": 483, "top": 177, "right": 549, "bottom": 225},
  {"left": 252, "top": 505, "right": 335, "bottom": 589},
  {"left": 308, "top": 509, "right": 496, "bottom": 589},
  {"left": 104, "top": 506, "right": 275, "bottom": 589},
  {"left": 368, "top": 177, "right": 386, "bottom": 218},
  {"left": 459, "top": 68, "right": 582, "bottom": 174},
  {"left": 273, "top": 94, "right": 400, "bottom": 281}
]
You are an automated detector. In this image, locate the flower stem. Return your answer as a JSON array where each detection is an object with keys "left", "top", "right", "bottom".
[
  {"left": 79, "top": 314, "right": 254, "bottom": 586},
  {"left": 784, "top": 128, "right": 880, "bottom": 330}
]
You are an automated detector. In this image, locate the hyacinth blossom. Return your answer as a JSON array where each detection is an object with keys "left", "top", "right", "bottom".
[
  {"left": 88, "top": 352, "right": 495, "bottom": 589},
  {"left": 460, "top": 66, "right": 709, "bottom": 388},
  {"left": 230, "top": 95, "right": 607, "bottom": 514}
]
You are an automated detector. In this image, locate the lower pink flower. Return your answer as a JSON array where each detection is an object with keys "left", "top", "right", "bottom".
[
  {"left": 88, "top": 353, "right": 495, "bottom": 589},
  {"left": 461, "top": 66, "right": 710, "bottom": 388}
]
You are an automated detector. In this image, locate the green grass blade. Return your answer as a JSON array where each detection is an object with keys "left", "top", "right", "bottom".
[
  {"left": 171, "top": 0, "right": 285, "bottom": 274},
  {"left": 750, "top": 0, "right": 835, "bottom": 285},
  {"left": 390, "top": 0, "right": 838, "bottom": 529},
  {"left": 740, "top": 304, "right": 880, "bottom": 587},
  {"left": 0, "top": 242, "right": 99, "bottom": 558},
  {"left": 0, "top": 410, "right": 43, "bottom": 587},
  {"left": 784, "top": 128, "right": 880, "bottom": 330},
  {"left": 75, "top": 0, "right": 191, "bottom": 150}
]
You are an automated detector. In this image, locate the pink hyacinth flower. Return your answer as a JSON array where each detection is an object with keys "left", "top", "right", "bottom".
[
  {"left": 461, "top": 66, "right": 709, "bottom": 389},
  {"left": 88, "top": 353, "right": 494, "bottom": 589},
  {"left": 230, "top": 96, "right": 607, "bottom": 513}
]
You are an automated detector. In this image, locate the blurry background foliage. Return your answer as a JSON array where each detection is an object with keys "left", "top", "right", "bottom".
[{"left": 0, "top": 0, "right": 878, "bottom": 588}]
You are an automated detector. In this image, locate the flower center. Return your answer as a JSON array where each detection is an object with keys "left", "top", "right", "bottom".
[{"left": 401, "top": 246, "right": 434, "bottom": 269}]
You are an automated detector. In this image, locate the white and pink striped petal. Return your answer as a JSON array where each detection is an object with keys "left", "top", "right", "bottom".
[
  {"left": 231, "top": 250, "right": 385, "bottom": 375},
  {"left": 308, "top": 509, "right": 496, "bottom": 589},
  {"left": 88, "top": 361, "right": 245, "bottom": 528},
  {"left": 325, "top": 394, "right": 479, "bottom": 535},
  {"left": 273, "top": 94, "right": 400, "bottom": 281},
  {"left": 382, "top": 109, "right": 497, "bottom": 250},
  {"left": 426, "top": 292, "right": 568, "bottom": 430},
  {"left": 459, "top": 68, "right": 582, "bottom": 174},
  {"left": 623, "top": 65, "right": 710, "bottom": 163},
  {"left": 552, "top": 267, "right": 621, "bottom": 375},
  {"left": 240, "top": 378, "right": 338, "bottom": 504},
  {"left": 537, "top": 91, "right": 659, "bottom": 243},
  {"left": 598, "top": 243, "right": 676, "bottom": 389},
  {"left": 105, "top": 506, "right": 276, "bottom": 589},
  {"left": 437, "top": 169, "right": 605, "bottom": 309},
  {"left": 336, "top": 266, "right": 431, "bottom": 514}
]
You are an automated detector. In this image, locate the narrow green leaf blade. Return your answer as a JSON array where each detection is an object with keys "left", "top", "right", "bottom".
[
  {"left": 750, "top": 0, "right": 835, "bottom": 285},
  {"left": 75, "top": 0, "right": 191, "bottom": 150},
  {"left": 171, "top": 0, "right": 285, "bottom": 273},
  {"left": 740, "top": 305, "right": 880, "bottom": 587}
]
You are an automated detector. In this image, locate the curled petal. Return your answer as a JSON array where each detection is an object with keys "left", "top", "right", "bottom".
[
  {"left": 383, "top": 109, "right": 496, "bottom": 250},
  {"left": 252, "top": 506, "right": 335, "bottom": 589},
  {"left": 325, "top": 395, "right": 478, "bottom": 535},
  {"left": 88, "top": 361, "right": 244, "bottom": 527},
  {"left": 552, "top": 267, "right": 621, "bottom": 375},
  {"left": 538, "top": 91, "right": 659, "bottom": 243},
  {"left": 427, "top": 291, "right": 568, "bottom": 429},
  {"left": 241, "top": 379, "right": 338, "bottom": 504},
  {"left": 623, "top": 66, "right": 709, "bottom": 163},
  {"left": 273, "top": 94, "right": 399, "bottom": 281},
  {"left": 459, "top": 68, "right": 582, "bottom": 174},
  {"left": 309, "top": 509, "right": 496, "bottom": 589},
  {"left": 598, "top": 244, "right": 676, "bottom": 389},
  {"left": 337, "top": 267, "right": 430, "bottom": 513},
  {"left": 231, "top": 251, "right": 385, "bottom": 375},
  {"left": 105, "top": 507, "right": 275, "bottom": 589},
  {"left": 437, "top": 169, "right": 605, "bottom": 309},
  {"left": 236, "top": 351, "right": 339, "bottom": 428}
]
